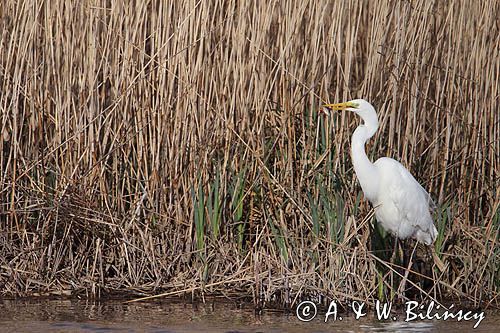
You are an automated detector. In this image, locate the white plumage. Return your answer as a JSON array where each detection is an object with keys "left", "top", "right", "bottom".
[
  {"left": 372, "top": 157, "right": 437, "bottom": 245},
  {"left": 323, "top": 99, "right": 437, "bottom": 245}
]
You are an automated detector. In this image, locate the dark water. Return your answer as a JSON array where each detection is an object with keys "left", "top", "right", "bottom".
[{"left": 0, "top": 298, "right": 497, "bottom": 332}]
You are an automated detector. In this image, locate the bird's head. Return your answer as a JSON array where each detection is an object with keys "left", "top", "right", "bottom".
[
  {"left": 321, "top": 98, "right": 378, "bottom": 126},
  {"left": 322, "top": 98, "right": 370, "bottom": 115}
]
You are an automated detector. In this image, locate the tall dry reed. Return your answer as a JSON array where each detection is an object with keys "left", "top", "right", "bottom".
[{"left": 0, "top": 0, "right": 498, "bottom": 307}]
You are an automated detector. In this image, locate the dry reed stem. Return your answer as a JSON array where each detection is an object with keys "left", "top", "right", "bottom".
[{"left": 0, "top": 0, "right": 498, "bottom": 308}]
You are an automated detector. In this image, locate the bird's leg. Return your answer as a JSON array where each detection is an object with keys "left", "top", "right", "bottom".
[
  {"left": 388, "top": 237, "right": 398, "bottom": 299},
  {"left": 390, "top": 237, "right": 399, "bottom": 264},
  {"left": 400, "top": 239, "right": 407, "bottom": 266},
  {"left": 397, "top": 241, "right": 418, "bottom": 298}
]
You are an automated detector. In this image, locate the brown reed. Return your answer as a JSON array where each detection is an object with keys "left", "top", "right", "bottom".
[{"left": 0, "top": 0, "right": 498, "bottom": 308}]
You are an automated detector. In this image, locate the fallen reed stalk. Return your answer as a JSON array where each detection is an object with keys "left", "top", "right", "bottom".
[{"left": 0, "top": 0, "right": 498, "bottom": 308}]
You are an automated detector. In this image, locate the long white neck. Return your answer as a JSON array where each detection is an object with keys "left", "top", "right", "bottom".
[{"left": 351, "top": 120, "right": 379, "bottom": 203}]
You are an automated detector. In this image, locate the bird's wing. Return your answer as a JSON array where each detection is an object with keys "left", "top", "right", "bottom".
[
  {"left": 376, "top": 158, "right": 434, "bottom": 227},
  {"left": 395, "top": 165, "right": 434, "bottom": 227}
]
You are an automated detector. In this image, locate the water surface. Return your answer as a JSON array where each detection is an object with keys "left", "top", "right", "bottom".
[{"left": 0, "top": 298, "right": 497, "bottom": 332}]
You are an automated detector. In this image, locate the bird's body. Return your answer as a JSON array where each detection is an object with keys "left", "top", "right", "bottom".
[
  {"left": 324, "top": 99, "right": 437, "bottom": 245},
  {"left": 372, "top": 157, "right": 436, "bottom": 245}
]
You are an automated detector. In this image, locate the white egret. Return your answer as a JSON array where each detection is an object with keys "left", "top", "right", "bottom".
[{"left": 322, "top": 99, "right": 437, "bottom": 246}]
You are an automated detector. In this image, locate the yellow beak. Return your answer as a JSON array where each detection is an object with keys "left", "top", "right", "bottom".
[{"left": 323, "top": 101, "right": 358, "bottom": 111}]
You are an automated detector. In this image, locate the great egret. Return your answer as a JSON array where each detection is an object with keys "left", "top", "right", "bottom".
[{"left": 322, "top": 99, "right": 437, "bottom": 246}]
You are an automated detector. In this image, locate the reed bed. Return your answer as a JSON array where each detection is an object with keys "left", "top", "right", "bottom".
[{"left": 0, "top": 0, "right": 498, "bottom": 308}]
